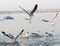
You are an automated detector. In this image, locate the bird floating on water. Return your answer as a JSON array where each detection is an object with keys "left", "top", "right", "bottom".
[
  {"left": 45, "top": 31, "right": 53, "bottom": 37},
  {"left": 21, "top": 32, "right": 44, "bottom": 39},
  {"left": 19, "top": 4, "right": 38, "bottom": 23},
  {"left": 0, "top": 16, "right": 14, "bottom": 21}
]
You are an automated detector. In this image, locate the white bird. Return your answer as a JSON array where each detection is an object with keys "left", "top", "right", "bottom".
[
  {"left": 42, "top": 12, "right": 58, "bottom": 25},
  {"left": 1, "top": 29, "right": 24, "bottom": 42},
  {"left": 0, "top": 16, "right": 14, "bottom": 21},
  {"left": 25, "top": 32, "right": 31, "bottom": 38},
  {"left": 19, "top": 4, "right": 38, "bottom": 23}
]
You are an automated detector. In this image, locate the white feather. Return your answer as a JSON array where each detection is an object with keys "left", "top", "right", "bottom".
[{"left": 0, "top": 17, "right": 4, "bottom": 21}]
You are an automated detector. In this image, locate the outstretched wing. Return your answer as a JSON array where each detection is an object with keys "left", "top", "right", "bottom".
[
  {"left": 30, "top": 4, "right": 38, "bottom": 16},
  {"left": 15, "top": 29, "right": 24, "bottom": 40},
  {"left": 53, "top": 12, "right": 58, "bottom": 20},
  {"left": 42, "top": 19, "right": 49, "bottom": 22},
  {"left": 19, "top": 5, "right": 29, "bottom": 15},
  {"left": 1, "top": 31, "right": 15, "bottom": 39},
  {"left": 51, "top": 12, "right": 58, "bottom": 21},
  {"left": 3, "top": 16, "right": 14, "bottom": 20}
]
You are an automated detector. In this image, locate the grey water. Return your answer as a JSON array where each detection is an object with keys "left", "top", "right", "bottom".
[
  {"left": 0, "top": 34, "right": 60, "bottom": 46},
  {"left": 0, "top": 13, "right": 60, "bottom": 46}
]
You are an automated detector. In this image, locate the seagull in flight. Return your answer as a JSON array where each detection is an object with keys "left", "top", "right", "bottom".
[
  {"left": 42, "top": 12, "right": 58, "bottom": 25},
  {"left": 1, "top": 29, "right": 24, "bottom": 42},
  {"left": 19, "top": 4, "right": 38, "bottom": 23},
  {"left": 0, "top": 16, "right": 14, "bottom": 21}
]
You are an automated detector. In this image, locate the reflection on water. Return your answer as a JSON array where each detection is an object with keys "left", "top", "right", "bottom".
[{"left": 0, "top": 34, "right": 60, "bottom": 46}]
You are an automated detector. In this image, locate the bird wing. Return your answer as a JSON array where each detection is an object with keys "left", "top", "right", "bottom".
[
  {"left": 42, "top": 19, "right": 49, "bottom": 22},
  {"left": 1, "top": 31, "right": 15, "bottom": 39},
  {"left": 0, "top": 17, "right": 4, "bottom": 20},
  {"left": 19, "top": 5, "right": 29, "bottom": 15},
  {"left": 3, "top": 16, "right": 9, "bottom": 19},
  {"left": 3, "top": 16, "right": 11, "bottom": 19},
  {"left": 15, "top": 29, "right": 24, "bottom": 40},
  {"left": 30, "top": 4, "right": 38, "bottom": 17},
  {"left": 50, "top": 12, "right": 58, "bottom": 22}
]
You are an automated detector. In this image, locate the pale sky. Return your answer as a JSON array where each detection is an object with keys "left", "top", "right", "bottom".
[{"left": 0, "top": 0, "right": 60, "bottom": 11}]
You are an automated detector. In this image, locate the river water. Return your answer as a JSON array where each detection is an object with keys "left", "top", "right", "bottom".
[{"left": 0, "top": 13, "right": 60, "bottom": 46}]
